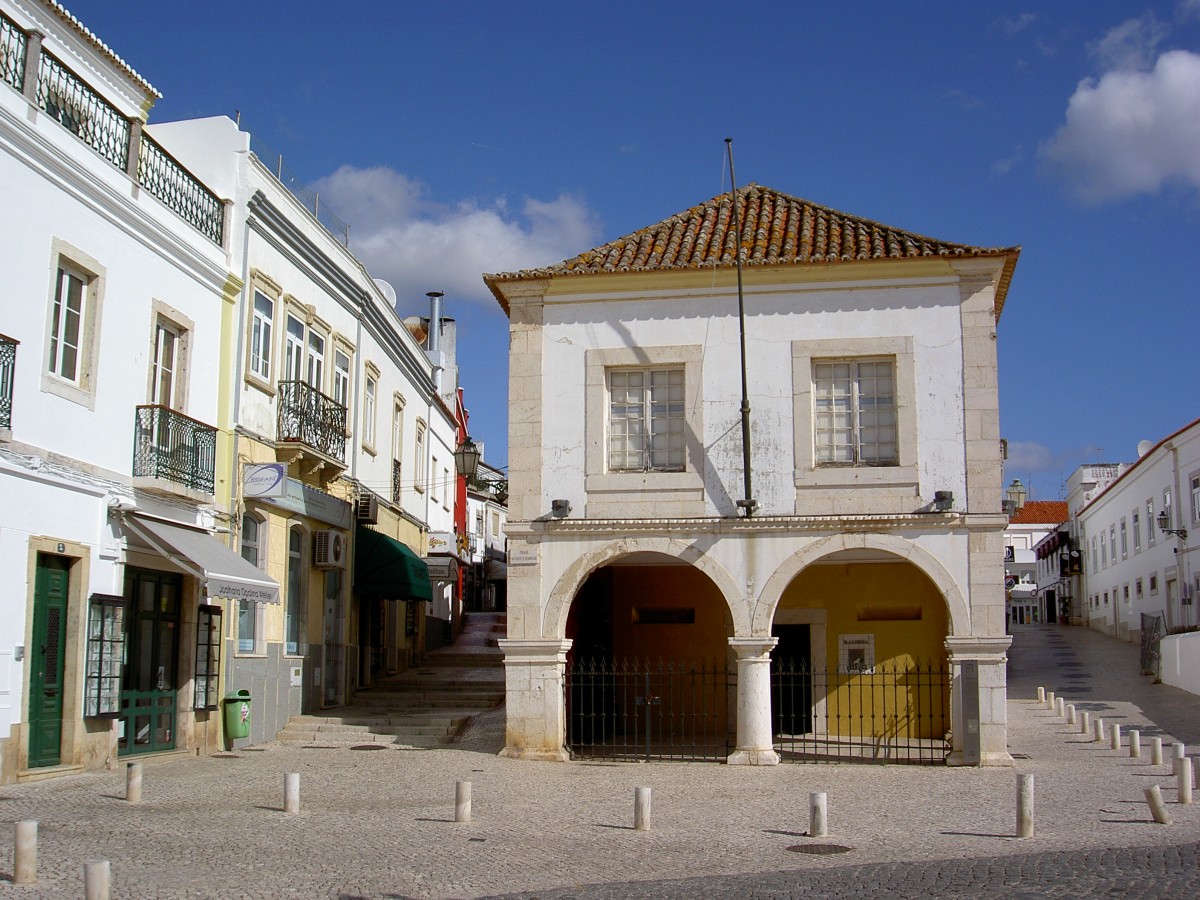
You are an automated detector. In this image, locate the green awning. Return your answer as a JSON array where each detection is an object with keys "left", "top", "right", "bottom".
[{"left": 354, "top": 525, "right": 432, "bottom": 602}]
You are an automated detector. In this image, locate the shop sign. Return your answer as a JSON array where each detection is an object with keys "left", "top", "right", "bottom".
[
  {"left": 244, "top": 463, "right": 287, "bottom": 498},
  {"left": 255, "top": 477, "right": 351, "bottom": 529}
]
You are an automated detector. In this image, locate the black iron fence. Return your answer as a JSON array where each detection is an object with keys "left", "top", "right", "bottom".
[
  {"left": 0, "top": 12, "right": 26, "bottom": 91},
  {"left": 565, "top": 657, "right": 732, "bottom": 762},
  {"left": 138, "top": 132, "right": 224, "bottom": 244},
  {"left": 132, "top": 405, "right": 216, "bottom": 494},
  {"left": 772, "top": 659, "right": 950, "bottom": 765},
  {"left": 277, "top": 380, "right": 347, "bottom": 463},
  {"left": 0, "top": 333, "right": 16, "bottom": 430}
]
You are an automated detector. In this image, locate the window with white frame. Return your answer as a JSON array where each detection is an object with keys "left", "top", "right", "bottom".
[
  {"left": 390, "top": 397, "right": 404, "bottom": 502},
  {"left": 285, "top": 526, "right": 305, "bottom": 655},
  {"left": 1120, "top": 519, "right": 1127, "bottom": 558},
  {"left": 607, "top": 367, "right": 685, "bottom": 472},
  {"left": 1164, "top": 489, "right": 1173, "bottom": 531},
  {"left": 1109, "top": 525, "right": 1116, "bottom": 562},
  {"left": 1133, "top": 510, "right": 1141, "bottom": 552},
  {"left": 363, "top": 373, "right": 377, "bottom": 449},
  {"left": 284, "top": 315, "right": 305, "bottom": 382},
  {"left": 813, "top": 359, "right": 898, "bottom": 466},
  {"left": 1101, "top": 534, "right": 1107, "bottom": 567},
  {"left": 43, "top": 244, "right": 103, "bottom": 408},
  {"left": 250, "top": 292, "right": 274, "bottom": 381},
  {"left": 48, "top": 263, "right": 87, "bottom": 384},
  {"left": 431, "top": 456, "right": 440, "bottom": 503},
  {"left": 306, "top": 330, "right": 326, "bottom": 391},
  {"left": 1147, "top": 499, "right": 1156, "bottom": 545},
  {"left": 1091, "top": 536, "right": 1098, "bottom": 572},
  {"left": 332, "top": 349, "right": 350, "bottom": 408},
  {"left": 1136, "top": 578, "right": 1144, "bottom": 599},
  {"left": 238, "top": 514, "right": 264, "bottom": 653},
  {"left": 150, "top": 317, "right": 189, "bottom": 410},
  {"left": 1192, "top": 475, "right": 1200, "bottom": 524},
  {"left": 443, "top": 466, "right": 450, "bottom": 511},
  {"left": 414, "top": 421, "right": 427, "bottom": 491}
]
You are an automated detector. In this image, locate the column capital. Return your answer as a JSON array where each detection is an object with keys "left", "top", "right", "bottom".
[
  {"left": 944, "top": 635, "right": 1012, "bottom": 663},
  {"left": 728, "top": 636, "right": 777, "bottom": 659},
  {"left": 498, "top": 638, "right": 572, "bottom": 664}
]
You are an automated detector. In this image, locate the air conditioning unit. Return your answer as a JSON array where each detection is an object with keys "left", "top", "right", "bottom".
[
  {"left": 356, "top": 492, "right": 379, "bottom": 524},
  {"left": 314, "top": 530, "right": 346, "bottom": 568}
]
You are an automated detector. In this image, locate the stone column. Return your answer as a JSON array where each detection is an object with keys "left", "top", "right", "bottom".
[
  {"left": 727, "top": 637, "right": 779, "bottom": 766},
  {"left": 945, "top": 635, "right": 1014, "bottom": 766},
  {"left": 498, "top": 638, "right": 572, "bottom": 762}
]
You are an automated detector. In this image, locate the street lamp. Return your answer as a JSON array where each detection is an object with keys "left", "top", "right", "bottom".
[
  {"left": 1006, "top": 479, "right": 1027, "bottom": 512},
  {"left": 1156, "top": 509, "right": 1187, "bottom": 540},
  {"left": 454, "top": 436, "right": 480, "bottom": 480}
]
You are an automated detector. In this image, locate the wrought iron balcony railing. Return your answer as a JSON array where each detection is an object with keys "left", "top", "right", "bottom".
[
  {"left": 133, "top": 405, "right": 217, "bottom": 495},
  {"left": 391, "top": 457, "right": 402, "bottom": 503},
  {"left": 0, "top": 11, "right": 224, "bottom": 245},
  {"left": 0, "top": 333, "right": 16, "bottom": 431},
  {"left": 277, "top": 380, "right": 347, "bottom": 464}
]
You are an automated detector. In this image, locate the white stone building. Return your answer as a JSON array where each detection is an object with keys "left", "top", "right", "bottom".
[
  {"left": 1003, "top": 497, "right": 1068, "bottom": 626},
  {"left": 485, "top": 185, "right": 1020, "bottom": 766},
  {"left": 1070, "top": 420, "right": 1200, "bottom": 643}
]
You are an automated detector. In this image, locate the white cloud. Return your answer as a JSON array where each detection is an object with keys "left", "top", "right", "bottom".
[
  {"left": 1039, "top": 49, "right": 1200, "bottom": 203},
  {"left": 1005, "top": 441, "right": 1054, "bottom": 473},
  {"left": 1088, "top": 13, "right": 1168, "bottom": 71},
  {"left": 990, "top": 146, "right": 1024, "bottom": 177},
  {"left": 311, "top": 165, "right": 602, "bottom": 312},
  {"left": 997, "top": 13, "right": 1037, "bottom": 36}
]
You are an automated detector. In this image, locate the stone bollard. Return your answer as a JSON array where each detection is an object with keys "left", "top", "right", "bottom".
[
  {"left": 1176, "top": 758, "right": 1194, "bottom": 805},
  {"left": 126, "top": 762, "right": 143, "bottom": 804},
  {"left": 1151, "top": 737, "right": 1164, "bottom": 767},
  {"left": 84, "top": 860, "right": 111, "bottom": 900},
  {"left": 1130, "top": 729, "right": 1142, "bottom": 759},
  {"left": 1079, "top": 711, "right": 1091, "bottom": 735},
  {"left": 1037, "top": 686, "right": 1045, "bottom": 704},
  {"left": 809, "top": 792, "right": 829, "bottom": 838},
  {"left": 14, "top": 820, "right": 37, "bottom": 885},
  {"left": 1046, "top": 690, "right": 1056, "bottom": 710},
  {"left": 1067, "top": 704, "right": 1077, "bottom": 726},
  {"left": 1173, "top": 742, "right": 1187, "bottom": 763},
  {"left": 1110, "top": 723, "right": 1122, "bottom": 751},
  {"left": 1145, "top": 785, "right": 1172, "bottom": 824},
  {"left": 455, "top": 780, "right": 472, "bottom": 824},
  {"left": 1093, "top": 718, "right": 1105, "bottom": 743},
  {"left": 1016, "top": 773, "right": 1034, "bottom": 838},
  {"left": 1055, "top": 697, "right": 1066, "bottom": 718},
  {"left": 284, "top": 773, "right": 300, "bottom": 815},
  {"left": 634, "top": 786, "right": 651, "bottom": 831}
]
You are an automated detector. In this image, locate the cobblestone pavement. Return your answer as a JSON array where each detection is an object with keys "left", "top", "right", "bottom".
[{"left": 1, "top": 624, "right": 1197, "bottom": 898}]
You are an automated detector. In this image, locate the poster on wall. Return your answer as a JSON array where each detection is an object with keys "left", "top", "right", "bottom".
[{"left": 838, "top": 633, "right": 875, "bottom": 674}]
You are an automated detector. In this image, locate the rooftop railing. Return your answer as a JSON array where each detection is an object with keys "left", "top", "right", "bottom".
[{"left": 1, "top": 11, "right": 224, "bottom": 245}]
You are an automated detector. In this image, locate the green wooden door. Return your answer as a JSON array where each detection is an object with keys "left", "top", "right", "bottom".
[
  {"left": 119, "top": 569, "right": 181, "bottom": 756},
  {"left": 29, "top": 555, "right": 71, "bottom": 767}
]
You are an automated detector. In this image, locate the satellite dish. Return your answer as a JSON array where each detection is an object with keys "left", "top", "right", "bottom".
[{"left": 1137, "top": 440, "right": 1153, "bottom": 457}]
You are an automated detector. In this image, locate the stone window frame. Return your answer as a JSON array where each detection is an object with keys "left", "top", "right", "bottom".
[
  {"left": 145, "top": 299, "right": 194, "bottom": 412},
  {"left": 245, "top": 270, "right": 281, "bottom": 396},
  {"left": 583, "top": 344, "right": 705, "bottom": 498},
  {"left": 42, "top": 239, "right": 105, "bottom": 410},
  {"left": 791, "top": 335, "right": 918, "bottom": 492}
]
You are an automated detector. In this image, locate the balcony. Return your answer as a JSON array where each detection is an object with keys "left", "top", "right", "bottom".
[
  {"left": 132, "top": 405, "right": 216, "bottom": 500},
  {"left": 276, "top": 380, "right": 347, "bottom": 478},
  {"left": 0, "top": 332, "right": 16, "bottom": 439}
]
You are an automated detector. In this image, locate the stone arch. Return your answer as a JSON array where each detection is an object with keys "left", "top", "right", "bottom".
[
  {"left": 751, "top": 532, "right": 970, "bottom": 637},
  {"left": 542, "top": 536, "right": 750, "bottom": 640}
]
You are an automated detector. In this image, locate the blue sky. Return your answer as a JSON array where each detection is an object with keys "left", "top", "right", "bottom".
[{"left": 64, "top": 1, "right": 1200, "bottom": 499}]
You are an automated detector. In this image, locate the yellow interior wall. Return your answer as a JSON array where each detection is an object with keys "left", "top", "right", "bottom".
[
  {"left": 778, "top": 561, "right": 949, "bottom": 740},
  {"left": 609, "top": 566, "right": 730, "bottom": 663}
]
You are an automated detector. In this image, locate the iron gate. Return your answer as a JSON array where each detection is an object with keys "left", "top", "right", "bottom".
[
  {"left": 772, "top": 659, "right": 951, "bottom": 765},
  {"left": 1140, "top": 613, "right": 1164, "bottom": 677},
  {"left": 565, "top": 657, "right": 732, "bottom": 762}
]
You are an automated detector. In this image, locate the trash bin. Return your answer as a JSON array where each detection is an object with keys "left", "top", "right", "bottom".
[{"left": 223, "top": 690, "right": 251, "bottom": 740}]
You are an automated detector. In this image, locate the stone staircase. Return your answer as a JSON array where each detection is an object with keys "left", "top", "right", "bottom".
[{"left": 275, "top": 612, "right": 505, "bottom": 748}]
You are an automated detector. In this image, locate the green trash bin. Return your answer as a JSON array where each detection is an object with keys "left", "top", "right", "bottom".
[{"left": 223, "top": 690, "right": 251, "bottom": 740}]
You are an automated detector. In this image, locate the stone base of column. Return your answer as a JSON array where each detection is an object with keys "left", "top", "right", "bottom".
[
  {"left": 498, "top": 746, "right": 571, "bottom": 762},
  {"left": 947, "top": 749, "right": 1014, "bottom": 767},
  {"left": 727, "top": 748, "right": 780, "bottom": 766},
  {"left": 498, "top": 638, "right": 572, "bottom": 764}
]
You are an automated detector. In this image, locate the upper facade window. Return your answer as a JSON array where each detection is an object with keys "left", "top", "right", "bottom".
[
  {"left": 607, "top": 367, "right": 685, "bottom": 473},
  {"left": 813, "top": 359, "right": 898, "bottom": 467},
  {"left": 249, "top": 292, "right": 273, "bottom": 381},
  {"left": 48, "top": 263, "right": 86, "bottom": 384},
  {"left": 42, "top": 241, "right": 104, "bottom": 409}
]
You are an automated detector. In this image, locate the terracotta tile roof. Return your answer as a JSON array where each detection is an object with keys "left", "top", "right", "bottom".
[
  {"left": 485, "top": 184, "right": 1019, "bottom": 315},
  {"left": 1009, "top": 501, "right": 1068, "bottom": 525}
]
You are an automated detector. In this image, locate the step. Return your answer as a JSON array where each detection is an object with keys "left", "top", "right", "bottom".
[{"left": 275, "top": 729, "right": 399, "bottom": 744}]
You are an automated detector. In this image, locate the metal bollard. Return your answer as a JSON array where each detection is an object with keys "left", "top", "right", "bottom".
[
  {"left": 1145, "top": 785, "right": 1172, "bottom": 824},
  {"left": 14, "top": 820, "right": 37, "bottom": 885},
  {"left": 1093, "top": 718, "right": 1105, "bottom": 743},
  {"left": 84, "top": 860, "right": 111, "bottom": 900},
  {"left": 284, "top": 772, "right": 300, "bottom": 815},
  {"left": 1066, "top": 704, "right": 1077, "bottom": 725},
  {"left": 1037, "top": 686, "right": 1045, "bottom": 703},
  {"left": 634, "top": 786, "right": 651, "bottom": 831},
  {"left": 1110, "top": 723, "right": 1122, "bottom": 751},
  {"left": 126, "top": 762, "right": 142, "bottom": 804},
  {"left": 1151, "top": 737, "right": 1164, "bottom": 767},
  {"left": 809, "top": 791, "right": 829, "bottom": 838},
  {"left": 1176, "top": 758, "right": 1194, "bottom": 805},
  {"left": 1016, "top": 773, "right": 1034, "bottom": 838},
  {"left": 1130, "top": 729, "right": 1142, "bottom": 759},
  {"left": 455, "top": 780, "right": 472, "bottom": 823},
  {"left": 1079, "top": 711, "right": 1091, "bottom": 735}
]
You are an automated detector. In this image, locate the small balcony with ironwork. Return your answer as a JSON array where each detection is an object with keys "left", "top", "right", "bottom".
[
  {"left": 132, "top": 405, "right": 217, "bottom": 502},
  {"left": 275, "top": 380, "right": 347, "bottom": 480},
  {"left": 1, "top": 332, "right": 17, "bottom": 441}
]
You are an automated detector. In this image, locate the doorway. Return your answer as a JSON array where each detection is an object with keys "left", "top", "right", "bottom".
[
  {"left": 119, "top": 568, "right": 181, "bottom": 755},
  {"left": 28, "top": 554, "right": 71, "bottom": 767},
  {"left": 771, "top": 623, "right": 812, "bottom": 735}
]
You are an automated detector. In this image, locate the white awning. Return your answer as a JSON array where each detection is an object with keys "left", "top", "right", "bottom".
[{"left": 124, "top": 515, "right": 280, "bottom": 604}]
